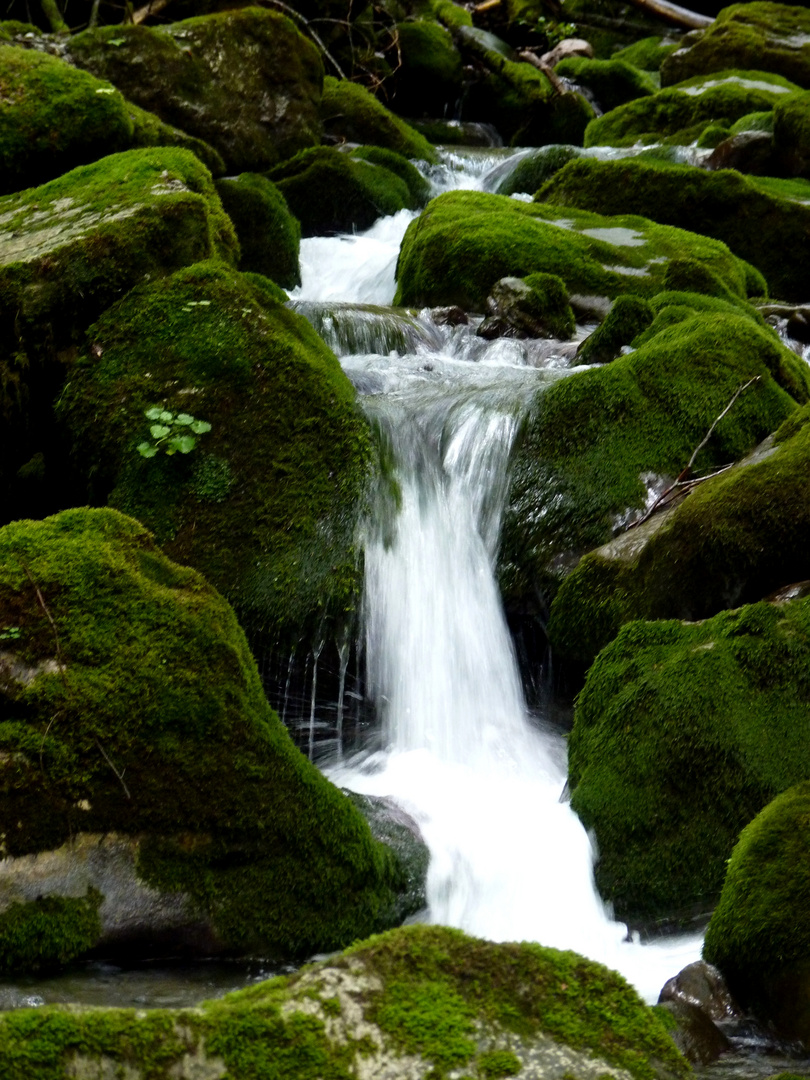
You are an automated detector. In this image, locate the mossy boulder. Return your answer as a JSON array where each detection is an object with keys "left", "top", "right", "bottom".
[
  {"left": 66, "top": 7, "right": 324, "bottom": 173},
  {"left": 268, "top": 145, "right": 416, "bottom": 236},
  {"left": 482, "top": 273, "right": 575, "bottom": 339},
  {"left": 584, "top": 69, "right": 800, "bottom": 148},
  {"left": 58, "top": 260, "right": 371, "bottom": 645},
  {"left": 576, "top": 294, "right": 654, "bottom": 364},
  {"left": 0, "top": 924, "right": 690, "bottom": 1079},
  {"left": 214, "top": 173, "right": 301, "bottom": 288},
  {"left": 613, "top": 36, "right": 680, "bottom": 72},
  {"left": 555, "top": 57, "right": 657, "bottom": 112},
  {"left": 539, "top": 155, "right": 810, "bottom": 301},
  {"left": 568, "top": 597, "right": 810, "bottom": 922},
  {"left": 547, "top": 404, "right": 810, "bottom": 668},
  {"left": 394, "top": 189, "right": 761, "bottom": 311},
  {"left": 773, "top": 89, "right": 810, "bottom": 179},
  {"left": 704, "top": 781, "right": 810, "bottom": 1046},
  {"left": 0, "top": 147, "right": 237, "bottom": 521},
  {"left": 499, "top": 311, "right": 807, "bottom": 621},
  {"left": 388, "top": 19, "right": 464, "bottom": 117},
  {"left": 349, "top": 145, "right": 431, "bottom": 206},
  {"left": 661, "top": 3, "right": 810, "bottom": 90},
  {"left": 0, "top": 506, "right": 407, "bottom": 963},
  {"left": 320, "top": 75, "right": 436, "bottom": 161},
  {"left": 494, "top": 144, "right": 582, "bottom": 197}
]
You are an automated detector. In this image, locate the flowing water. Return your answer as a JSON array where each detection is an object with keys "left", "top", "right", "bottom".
[{"left": 291, "top": 148, "right": 704, "bottom": 1006}]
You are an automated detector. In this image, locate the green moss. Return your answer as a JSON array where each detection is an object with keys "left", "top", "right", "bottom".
[
  {"left": 0, "top": 507, "right": 404, "bottom": 957},
  {"left": 696, "top": 122, "right": 730, "bottom": 148},
  {"left": 568, "top": 598, "right": 810, "bottom": 920},
  {"left": 547, "top": 406, "right": 810, "bottom": 667},
  {"left": 539, "top": 154, "right": 810, "bottom": 301},
  {"left": 268, "top": 145, "right": 414, "bottom": 236},
  {"left": 495, "top": 144, "right": 582, "bottom": 196},
  {"left": 349, "top": 145, "right": 431, "bottom": 206},
  {"left": 729, "top": 109, "right": 774, "bottom": 134},
  {"left": 772, "top": 89, "right": 810, "bottom": 179},
  {"left": 431, "top": 0, "right": 473, "bottom": 29},
  {"left": 389, "top": 20, "right": 463, "bottom": 116},
  {"left": 0, "top": 44, "right": 134, "bottom": 194},
  {"left": 500, "top": 311, "right": 805, "bottom": 617},
  {"left": 320, "top": 76, "right": 437, "bottom": 161},
  {"left": 477, "top": 1049, "right": 522, "bottom": 1077},
  {"left": 577, "top": 294, "right": 654, "bottom": 365},
  {"left": 215, "top": 173, "right": 301, "bottom": 287},
  {"left": 395, "top": 189, "right": 757, "bottom": 311},
  {"left": 522, "top": 272, "right": 576, "bottom": 338},
  {"left": 58, "top": 260, "right": 370, "bottom": 645},
  {"left": 661, "top": 3, "right": 810, "bottom": 90},
  {"left": 67, "top": 9, "right": 324, "bottom": 173},
  {"left": 584, "top": 69, "right": 801, "bottom": 149},
  {"left": 555, "top": 57, "right": 657, "bottom": 112},
  {"left": 126, "top": 100, "right": 225, "bottom": 175},
  {"left": 613, "top": 36, "right": 679, "bottom": 73},
  {"left": 0, "top": 21, "right": 40, "bottom": 39},
  {"left": 0, "top": 890, "right": 102, "bottom": 972}
]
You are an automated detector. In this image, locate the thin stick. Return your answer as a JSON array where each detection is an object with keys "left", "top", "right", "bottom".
[
  {"left": 95, "top": 739, "right": 132, "bottom": 800},
  {"left": 625, "top": 0, "right": 711, "bottom": 30}
]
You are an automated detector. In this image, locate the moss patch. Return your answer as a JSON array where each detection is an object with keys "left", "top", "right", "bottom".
[
  {"left": 0, "top": 890, "right": 102, "bottom": 973},
  {"left": 555, "top": 57, "right": 657, "bottom": 112},
  {"left": 577, "top": 294, "right": 654, "bottom": 365},
  {"left": 568, "top": 598, "right": 810, "bottom": 920},
  {"left": 215, "top": 173, "right": 301, "bottom": 287},
  {"left": 320, "top": 75, "right": 436, "bottom": 161},
  {"left": 613, "top": 36, "right": 679, "bottom": 73}
]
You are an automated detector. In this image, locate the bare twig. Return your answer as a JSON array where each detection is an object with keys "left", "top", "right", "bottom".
[
  {"left": 518, "top": 49, "right": 566, "bottom": 94},
  {"left": 627, "top": 376, "right": 760, "bottom": 530},
  {"left": 624, "top": 0, "right": 711, "bottom": 29},
  {"left": 95, "top": 739, "right": 132, "bottom": 800},
  {"left": 131, "top": 0, "right": 168, "bottom": 22}
]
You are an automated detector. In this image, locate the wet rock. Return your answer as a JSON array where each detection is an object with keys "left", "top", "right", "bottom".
[
  {"left": 431, "top": 305, "right": 469, "bottom": 326},
  {"left": 483, "top": 275, "right": 575, "bottom": 340},
  {"left": 656, "top": 1000, "right": 730, "bottom": 1065},
  {"left": 659, "top": 960, "right": 741, "bottom": 1021},
  {"left": 577, "top": 295, "right": 654, "bottom": 365},
  {"left": 541, "top": 37, "right": 594, "bottom": 66},
  {"left": 705, "top": 130, "right": 776, "bottom": 174}
]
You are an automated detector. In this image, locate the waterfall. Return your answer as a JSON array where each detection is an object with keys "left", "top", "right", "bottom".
[{"left": 293, "top": 148, "right": 702, "bottom": 1003}]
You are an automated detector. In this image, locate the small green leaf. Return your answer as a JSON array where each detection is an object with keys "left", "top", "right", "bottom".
[
  {"left": 107, "top": 37, "right": 125, "bottom": 45},
  {"left": 175, "top": 413, "right": 195, "bottom": 426},
  {"left": 190, "top": 420, "right": 211, "bottom": 435},
  {"left": 150, "top": 424, "right": 171, "bottom": 439},
  {"left": 144, "top": 406, "right": 164, "bottom": 420},
  {"left": 159, "top": 411, "right": 174, "bottom": 423},
  {"left": 137, "top": 443, "right": 158, "bottom": 458},
  {"left": 171, "top": 435, "right": 197, "bottom": 454}
]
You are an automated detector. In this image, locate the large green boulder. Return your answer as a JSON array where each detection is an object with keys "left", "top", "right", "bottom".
[
  {"left": 388, "top": 19, "right": 464, "bottom": 117},
  {"left": 548, "top": 403, "right": 810, "bottom": 667},
  {"left": 268, "top": 145, "right": 417, "bottom": 236},
  {"left": 0, "top": 147, "right": 237, "bottom": 521},
  {"left": 0, "top": 43, "right": 222, "bottom": 194},
  {"left": 66, "top": 7, "right": 323, "bottom": 173},
  {"left": 661, "top": 3, "right": 810, "bottom": 90},
  {"left": 703, "top": 781, "right": 810, "bottom": 1047},
  {"left": 568, "top": 598, "right": 810, "bottom": 922},
  {"left": 0, "top": 925, "right": 690, "bottom": 1079},
  {"left": 498, "top": 309, "right": 807, "bottom": 620},
  {"left": 555, "top": 57, "right": 657, "bottom": 112},
  {"left": 58, "top": 260, "right": 370, "bottom": 645},
  {"left": 394, "top": 190, "right": 763, "bottom": 311},
  {"left": 539, "top": 155, "right": 810, "bottom": 301},
  {"left": 320, "top": 75, "right": 436, "bottom": 161},
  {"left": 214, "top": 172, "right": 301, "bottom": 287},
  {"left": 0, "top": 507, "right": 404, "bottom": 962},
  {"left": 584, "top": 69, "right": 800, "bottom": 148}
]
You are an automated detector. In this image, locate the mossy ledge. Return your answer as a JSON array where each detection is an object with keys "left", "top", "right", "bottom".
[{"left": 0, "top": 925, "right": 690, "bottom": 1079}]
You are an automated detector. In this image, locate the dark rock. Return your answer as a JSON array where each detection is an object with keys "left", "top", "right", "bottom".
[
  {"left": 485, "top": 275, "right": 575, "bottom": 340},
  {"left": 705, "top": 131, "right": 776, "bottom": 175},
  {"left": 656, "top": 1000, "right": 730, "bottom": 1065},
  {"left": 431, "top": 306, "right": 469, "bottom": 326},
  {"left": 659, "top": 960, "right": 742, "bottom": 1021}
]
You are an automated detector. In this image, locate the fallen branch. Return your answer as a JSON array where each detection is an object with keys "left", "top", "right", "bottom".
[
  {"left": 624, "top": 0, "right": 712, "bottom": 29},
  {"left": 517, "top": 50, "right": 567, "bottom": 94},
  {"left": 627, "top": 376, "right": 760, "bottom": 530}
]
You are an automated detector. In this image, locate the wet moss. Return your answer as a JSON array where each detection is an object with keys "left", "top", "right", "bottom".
[
  {"left": 349, "top": 145, "right": 431, "bottom": 206},
  {"left": 576, "top": 294, "right": 654, "bottom": 365},
  {"left": 547, "top": 405, "right": 810, "bottom": 668},
  {"left": 584, "top": 69, "right": 801, "bottom": 148},
  {"left": 539, "top": 155, "right": 809, "bottom": 301},
  {"left": 395, "top": 190, "right": 758, "bottom": 311},
  {"left": 494, "top": 144, "right": 582, "bottom": 196},
  {"left": 268, "top": 145, "right": 415, "bottom": 236},
  {"left": 0, "top": 507, "right": 402, "bottom": 957},
  {"left": 661, "top": 3, "right": 810, "bottom": 90},
  {"left": 58, "top": 260, "right": 371, "bottom": 646},
  {"left": 555, "top": 57, "right": 657, "bottom": 112},
  {"left": 214, "top": 173, "right": 301, "bottom": 287},
  {"left": 729, "top": 109, "right": 774, "bottom": 134},
  {"left": 320, "top": 75, "right": 437, "bottom": 161},
  {"left": 0, "top": 890, "right": 102, "bottom": 973},
  {"left": 772, "top": 89, "right": 810, "bottom": 179},
  {"left": 522, "top": 271, "right": 576, "bottom": 338},
  {"left": 613, "top": 36, "right": 679, "bottom": 73}
]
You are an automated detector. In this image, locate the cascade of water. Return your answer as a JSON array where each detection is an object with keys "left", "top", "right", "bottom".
[{"left": 294, "top": 147, "right": 703, "bottom": 1003}]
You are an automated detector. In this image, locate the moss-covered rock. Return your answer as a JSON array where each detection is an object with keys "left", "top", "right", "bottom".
[
  {"left": 0, "top": 506, "right": 405, "bottom": 961},
  {"left": 214, "top": 173, "right": 301, "bottom": 288},
  {"left": 0, "top": 891, "right": 102, "bottom": 973},
  {"left": 661, "top": 3, "right": 810, "bottom": 90},
  {"left": 576, "top": 294, "right": 654, "bottom": 364},
  {"left": 268, "top": 145, "right": 416, "bottom": 236},
  {"left": 66, "top": 8, "right": 323, "bottom": 173},
  {"left": 0, "top": 924, "right": 690, "bottom": 1079},
  {"left": 388, "top": 19, "right": 464, "bottom": 117},
  {"left": 0, "top": 147, "right": 237, "bottom": 521},
  {"left": 613, "top": 36, "right": 679, "bottom": 72},
  {"left": 320, "top": 75, "right": 437, "bottom": 161},
  {"left": 584, "top": 69, "right": 800, "bottom": 148},
  {"left": 499, "top": 312, "right": 807, "bottom": 622},
  {"left": 394, "top": 189, "right": 761, "bottom": 311},
  {"left": 483, "top": 273, "right": 575, "bottom": 339},
  {"left": 494, "top": 144, "right": 582, "bottom": 196},
  {"left": 349, "top": 144, "right": 431, "bottom": 205},
  {"left": 539, "top": 155, "right": 810, "bottom": 301},
  {"left": 703, "top": 781, "right": 810, "bottom": 1046},
  {"left": 555, "top": 57, "right": 657, "bottom": 112},
  {"left": 547, "top": 404, "right": 810, "bottom": 668},
  {"left": 568, "top": 598, "right": 810, "bottom": 922},
  {"left": 58, "top": 260, "right": 371, "bottom": 645},
  {"left": 772, "top": 89, "right": 810, "bottom": 179}
]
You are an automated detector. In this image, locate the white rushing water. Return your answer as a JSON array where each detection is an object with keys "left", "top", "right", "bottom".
[{"left": 294, "top": 149, "right": 702, "bottom": 1003}]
